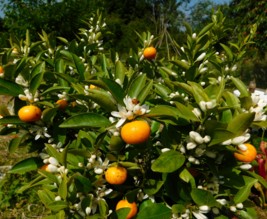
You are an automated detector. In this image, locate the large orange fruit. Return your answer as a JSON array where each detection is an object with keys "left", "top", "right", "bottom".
[
  {"left": 121, "top": 120, "right": 150, "bottom": 144},
  {"left": 116, "top": 199, "right": 138, "bottom": 219},
  {"left": 105, "top": 166, "right": 127, "bottom": 185},
  {"left": 143, "top": 46, "right": 157, "bottom": 60},
  {"left": 18, "top": 105, "right": 42, "bottom": 122},
  {"left": 234, "top": 143, "right": 257, "bottom": 163}
]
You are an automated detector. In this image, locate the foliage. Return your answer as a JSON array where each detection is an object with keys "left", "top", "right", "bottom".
[
  {"left": 228, "top": 0, "right": 267, "bottom": 56},
  {"left": 0, "top": 9, "right": 267, "bottom": 219},
  {"left": 0, "top": 172, "right": 46, "bottom": 217}
]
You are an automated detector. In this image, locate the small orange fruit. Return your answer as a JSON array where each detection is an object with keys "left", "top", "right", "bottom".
[
  {"left": 105, "top": 166, "right": 127, "bottom": 185},
  {"left": 89, "top": 84, "right": 98, "bottom": 89},
  {"left": 234, "top": 143, "right": 257, "bottom": 163},
  {"left": 143, "top": 46, "right": 157, "bottom": 60},
  {"left": 0, "top": 66, "right": 4, "bottom": 74},
  {"left": 116, "top": 199, "right": 138, "bottom": 219},
  {"left": 121, "top": 120, "right": 150, "bottom": 144},
  {"left": 56, "top": 99, "right": 68, "bottom": 109},
  {"left": 18, "top": 105, "right": 42, "bottom": 122}
]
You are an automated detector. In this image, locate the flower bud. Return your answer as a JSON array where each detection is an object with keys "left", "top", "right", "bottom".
[
  {"left": 199, "top": 205, "right": 210, "bottom": 213},
  {"left": 240, "top": 163, "right": 252, "bottom": 170},
  {"left": 230, "top": 206, "right": 237, "bottom": 212},
  {"left": 232, "top": 136, "right": 246, "bottom": 145},
  {"left": 196, "top": 52, "right": 206, "bottom": 62},
  {"left": 55, "top": 196, "right": 61, "bottom": 201},
  {"left": 187, "top": 142, "right": 197, "bottom": 150},
  {"left": 48, "top": 157, "right": 59, "bottom": 166},
  {"left": 237, "top": 144, "right": 247, "bottom": 151},
  {"left": 236, "top": 203, "right": 243, "bottom": 209}
]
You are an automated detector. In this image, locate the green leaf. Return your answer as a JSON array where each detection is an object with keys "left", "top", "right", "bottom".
[
  {"left": 101, "top": 78, "right": 124, "bottom": 105},
  {"left": 0, "top": 78, "right": 24, "bottom": 96},
  {"left": 151, "top": 150, "right": 185, "bottom": 173},
  {"left": 191, "top": 188, "right": 218, "bottom": 207},
  {"left": 47, "top": 201, "right": 68, "bottom": 212},
  {"left": 59, "top": 113, "right": 111, "bottom": 128},
  {"left": 9, "top": 157, "right": 42, "bottom": 174},
  {"left": 38, "top": 189, "right": 55, "bottom": 207},
  {"left": 188, "top": 81, "right": 209, "bottom": 103},
  {"left": 0, "top": 116, "right": 25, "bottom": 125},
  {"left": 208, "top": 129, "right": 236, "bottom": 146},
  {"left": 227, "top": 112, "right": 255, "bottom": 136},
  {"left": 74, "top": 174, "right": 93, "bottom": 193},
  {"left": 128, "top": 74, "right": 146, "bottom": 99},
  {"left": 172, "top": 60, "right": 190, "bottom": 70},
  {"left": 174, "top": 102, "right": 199, "bottom": 122},
  {"left": 84, "top": 89, "right": 117, "bottom": 112},
  {"left": 60, "top": 50, "right": 85, "bottom": 80},
  {"left": 115, "top": 60, "right": 126, "bottom": 84},
  {"left": 144, "top": 179, "right": 164, "bottom": 195},
  {"left": 29, "top": 72, "right": 44, "bottom": 95},
  {"left": 231, "top": 77, "right": 250, "bottom": 98},
  {"left": 154, "top": 83, "right": 171, "bottom": 99},
  {"left": 220, "top": 43, "right": 233, "bottom": 61},
  {"left": 137, "top": 79, "right": 153, "bottom": 103},
  {"left": 41, "top": 86, "right": 70, "bottom": 96},
  {"left": 146, "top": 105, "right": 180, "bottom": 119},
  {"left": 98, "top": 198, "right": 109, "bottom": 217},
  {"left": 136, "top": 203, "right": 172, "bottom": 219},
  {"left": 234, "top": 176, "right": 257, "bottom": 203},
  {"left": 8, "top": 133, "right": 28, "bottom": 153},
  {"left": 198, "top": 23, "right": 214, "bottom": 37},
  {"left": 58, "top": 174, "right": 68, "bottom": 200}
]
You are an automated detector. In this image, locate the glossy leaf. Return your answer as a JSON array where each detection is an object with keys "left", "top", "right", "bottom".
[
  {"left": 101, "top": 78, "right": 124, "bottom": 104},
  {"left": 231, "top": 77, "right": 250, "bottom": 98},
  {"left": 220, "top": 43, "right": 233, "bottom": 61},
  {"left": 59, "top": 113, "right": 111, "bottom": 128},
  {"left": 191, "top": 188, "right": 218, "bottom": 207},
  {"left": 47, "top": 201, "right": 68, "bottom": 211},
  {"left": 227, "top": 112, "right": 255, "bottom": 136},
  {"left": 128, "top": 74, "right": 146, "bottom": 99},
  {"left": 9, "top": 157, "right": 42, "bottom": 174},
  {"left": 234, "top": 176, "right": 257, "bottom": 203},
  {"left": 151, "top": 150, "right": 185, "bottom": 173},
  {"left": 38, "top": 189, "right": 55, "bottom": 207},
  {"left": 115, "top": 60, "right": 126, "bottom": 84},
  {"left": 136, "top": 203, "right": 172, "bottom": 219},
  {"left": 144, "top": 179, "right": 164, "bottom": 195},
  {"left": 0, "top": 78, "right": 24, "bottom": 96}
]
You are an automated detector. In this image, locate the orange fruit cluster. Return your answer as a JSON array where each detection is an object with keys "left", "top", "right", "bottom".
[{"left": 121, "top": 120, "right": 150, "bottom": 144}]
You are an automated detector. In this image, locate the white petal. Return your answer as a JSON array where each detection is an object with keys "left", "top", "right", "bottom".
[
  {"left": 49, "top": 157, "right": 59, "bottom": 166},
  {"left": 116, "top": 118, "right": 126, "bottom": 128}
]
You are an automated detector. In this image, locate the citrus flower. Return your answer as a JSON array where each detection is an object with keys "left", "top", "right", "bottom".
[
  {"left": 19, "top": 89, "right": 39, "bottom": 102},
  {"left": 29, "top": 125, "right": 51, "bottom": 140},
  {"left": 111, "top": 96, "right": 149, "bottom": 128}
]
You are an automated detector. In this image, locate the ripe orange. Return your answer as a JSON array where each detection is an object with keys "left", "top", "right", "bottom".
[
  {"left": 0, "top": 66, "right": 4, "bottom": 74},
  {"left": 143, "top": 46, "right": 157, "bottom": 60},
  {"left": 105, "top": 166, "right": 127, "bottom": 185},
  {"left": 121, "top": 120, "right": 150, "bottom": 144},
  {"left": 234, "top": 143, "right": 257, "bottom": 163},
  {"left": 18, "top": 105, "right": 42, "bottom": 122},
  {"left": 116, "top": 199, "right": 138, "bottom": 219},
  {"left": 89, "top": 84, "right": 98, "bottom": 89},
  {"left": 40, "top": 164, "right": 49, "bottom": 171},
  {"left": 56, "top": 99, "right": 68, "bottom": 109}
]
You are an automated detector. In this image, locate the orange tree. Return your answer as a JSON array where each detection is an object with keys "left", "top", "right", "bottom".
[{"left": 0, "top": 10, "right": 267, "bottom": 218}]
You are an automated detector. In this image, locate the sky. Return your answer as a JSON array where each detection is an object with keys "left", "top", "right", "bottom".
[{"left": 0, "top": 0, "right": 231, "bottom": 18}]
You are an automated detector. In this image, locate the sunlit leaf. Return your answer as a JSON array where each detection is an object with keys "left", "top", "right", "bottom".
[{"left": 59, "top": 113, "right": 111, "bottom": 128}]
